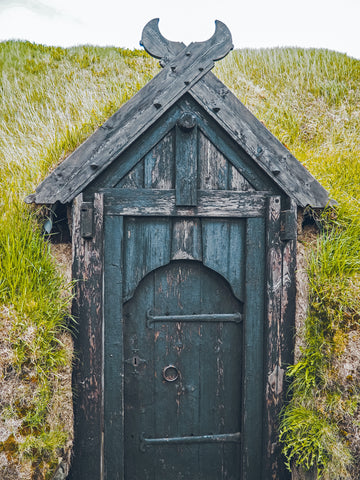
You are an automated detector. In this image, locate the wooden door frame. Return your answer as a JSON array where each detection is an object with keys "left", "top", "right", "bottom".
[{"left": 69, "top": 192, "right": 296, "bottom": 480}]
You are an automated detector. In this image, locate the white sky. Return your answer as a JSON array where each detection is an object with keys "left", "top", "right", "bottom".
[{"left": 0, "top": 0, "right": 359, "bottom": 59}]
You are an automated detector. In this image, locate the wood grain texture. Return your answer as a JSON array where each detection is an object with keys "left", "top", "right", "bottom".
[
  {"left": 104, "top": 189, "right": 267, "bottom": 217},
  {"left": 242, "top": 216, "right": 266, "bottom": 479},
  {"left": 202, "top": 218, "right": 246, "bottom": 302},
  {"left": 171, "top": 218, "right": 202, "bottom": 261},
  {"left": 69, "top": 194, "right": 104, "bottom": 479},
  {"left": 198, "top": 130, "right": 255, "bottom": 191},
  {"left": 29, "top": 38, "right": 231, "bottom": 205},
  {"left": 280, "top": 200, "right": 297, "bottom": 377},
  {"left": 189, "top": 72, "right": 330, "bottom": 208},
  {"left": 144, "top": 130, "right": 175, "bottom": 189},
  {"left": 122, "top": 217, "right": 171, "bottom": 301},
  {"left": 123, "top": 261, "right": 242, "bottom": 479},
  {"left": 175, "top": 124, "right": 198, "bottom": 205},
  {"left": 26, "top": 59, "right": 330, "bottom": 209},
  {"left": 263, "top": 196, "right": 285, "bottom": 480},
  {"left": 103, "top": 214, "right": 124, "bottom": 479}
]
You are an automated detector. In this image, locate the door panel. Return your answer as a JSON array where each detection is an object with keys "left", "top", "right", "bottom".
[
  {"left": 103, "top": 211, "right": 267, "bottom": 479},
  {"left": 123, "top": 261, "right": 243, "bottom": 480}
]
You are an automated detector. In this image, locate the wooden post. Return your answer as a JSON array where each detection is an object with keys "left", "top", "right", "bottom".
[
  {"left": 263, "top": 197, "right": 297, "bottom": 479},
  {"left": 69, "top": 193, "right": 104, "bottom": 479}
]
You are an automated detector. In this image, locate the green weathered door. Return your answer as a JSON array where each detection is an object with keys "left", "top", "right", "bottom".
[
  {"left": 124, "top": 260, "right": 242, "bottom": 479},
  {"left": 103, "top": 211, "right": 267, "bottom": 479}
]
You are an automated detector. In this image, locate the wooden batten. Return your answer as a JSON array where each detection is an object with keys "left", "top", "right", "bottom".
[{"left": 69, "top": 193, "right": 104, "bottom": 479}]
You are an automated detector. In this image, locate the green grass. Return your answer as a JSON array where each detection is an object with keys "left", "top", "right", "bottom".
[{"left": 1, "top": 41, "right": 359, "bottom": 478}]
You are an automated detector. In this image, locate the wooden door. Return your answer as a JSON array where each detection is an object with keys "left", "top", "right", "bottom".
[
  {"left": 124, "top": 261, "right": 242, "bottom": 479},
  {"left": 103, "top": 210, "right": 268, "bottom": 479}
]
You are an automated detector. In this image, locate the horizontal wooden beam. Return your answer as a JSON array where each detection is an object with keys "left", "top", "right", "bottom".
[{"left": 103, "top": 189, "right": 269, "bottom": 217}]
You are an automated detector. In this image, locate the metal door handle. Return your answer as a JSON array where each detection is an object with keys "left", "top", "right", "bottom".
[{"left": 162, "top": 365, "right": 179, "bottom": 382}]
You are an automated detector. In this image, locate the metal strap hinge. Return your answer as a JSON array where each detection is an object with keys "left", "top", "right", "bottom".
[
  {"left": 80, "top": 202, "right": 94, "bottom": 239},
  {"left": 139, "top": 432, "right": 241, "bottom": 452},
  {"left": 146, "top": 310, "right": 243, "bottom": 328},
  {"left": 280, "top": 209, "right": 297, "bottom": 241}
]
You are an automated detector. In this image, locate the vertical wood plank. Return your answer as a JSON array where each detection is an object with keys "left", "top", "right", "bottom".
[
  {"left": 228, "top": 165, "right": 255, "bottom": 191},
  {"left": 263, "top": 196, "right": 284, "bottom": 479},
  {"left": 118, "top": 161, "right": 144, "bottom": 188},
  {"left": 243, "top": 216, "right": 266, "bottom": 480},
  {"left": 262, "top": 197, "right": 296, "bottom": 480},
  {"left": 144, "top": 131, "right": 175, "bottom": 189},
  {"left": 69, "top": 193, "right": 104, "bottom": 480},
  {"left": 123, "top": 217, "right": 171, "bottom": 301},
  {"left": 171, "top": 218, "right": 202, "bottom": 261},
  {"left": 175, "top": 124, "right": 198, "bottom": 205},
  {"left": 202, "top": 218, "right": 245, "bottom": 302},
  {"left": 104, "top": 214, "right": 124, "bottom": 479},
  {"left": 123, "top": 263, "right": 156, "bottom": 478},
  {"left": 281, "top": 200, "right": 297, "bottom": 369},
  {"left": 280, "top": 202, "right": 297, "bottom": 479},
  {"left": 198, "top": 131, "right": 228, "bottom": 190}
]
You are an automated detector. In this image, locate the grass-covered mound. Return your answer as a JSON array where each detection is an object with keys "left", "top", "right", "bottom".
[{"left": 0, "top": 41, "right": 359, "bottom": 479}]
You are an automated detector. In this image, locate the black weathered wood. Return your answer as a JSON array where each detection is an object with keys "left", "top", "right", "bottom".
[
  {"left": 140, "top": 18, "right": 184, "bottom": 62},
  {"left": 202, "top": 218, "right": 246, "bottom": 302},
  {"left": 123, "top": 217, "right": 171, "bottom": 301},
  {"left": 242, "top": 215, "right": 266, "bottom": 479},
  {"left": 141, "top": 18, "right": 233, "bottom": 65},
  {"left": 87, "top": 108, "right": 180, "bottom": 193},
  {"left": 193, "top": 104, "right": 280, "bottom": 192},
  {"left": 198, "top": 130, "right": 254, "bottom": 191},
  {"left": 280, "top": 200, "right": 297, "bottom": 379},
  {"left": 80, "top": 202, "right": 93, "bottom": 238},
  {"left": 281, "top": 209, "right": 298, "bottom": 241},
  {"left": 144, "top": 130, "right": 175, "bottom": 189},
  {"left": 189, "top": 72, "right": 330, "bottom": 208},
  {"left": 69, "top": 194, "right": 103, "bottom": 480},
  {"left": 104, "top": 189, "right": 268, "bottom": 217},
  {"left": 29, "top": 27, "right": 232, "bottom": 205},
  {"left": 175, "top": 119, "right": 198, "bottom": 206},
  {"left": 278, "top": 201, "right": 297, "bottom": 479},
  {"left": 263, "top": 196, "right": 284, "bottom": 479},
  {"left": 26, "top": 25, "right": 330, "bottom": 209},
  {"left": 103, "top": 214, "right": 124, "bottom": 479},
  {"left": 29, "top": 18, "right": 329, "bottom": 480},
  {"left": 123, "top": 261, "right": 242, "bottom": 479}
]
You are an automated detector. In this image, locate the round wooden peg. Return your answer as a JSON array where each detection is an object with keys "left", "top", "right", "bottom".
[{"left": 177, "top": 112, "right": 197, "bottom": 131}]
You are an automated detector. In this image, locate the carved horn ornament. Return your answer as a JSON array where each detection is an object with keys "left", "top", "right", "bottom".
[{"left": 140, "top": 18, "right": 233, "bottom": 66}]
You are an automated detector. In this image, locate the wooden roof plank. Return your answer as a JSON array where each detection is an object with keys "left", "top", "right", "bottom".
[
  {"left": 28, "top": 33, "right": 233, "bottom": 205},
  {"left": 26, "top": 21, "right": 330, "bottom": 208},
  {"left": 189, "top": 72, "right": 330, "bottom": 208}
]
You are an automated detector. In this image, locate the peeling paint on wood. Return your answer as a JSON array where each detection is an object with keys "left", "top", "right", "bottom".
[{"left": 69, "top": 193, "right": 104, "bottom": 479}]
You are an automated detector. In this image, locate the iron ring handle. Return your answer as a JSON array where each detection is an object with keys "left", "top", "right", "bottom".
[{"left": 162, "top": 365, "right": 179, "bottom": 382}]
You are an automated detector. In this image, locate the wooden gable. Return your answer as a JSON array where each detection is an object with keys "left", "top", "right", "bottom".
[
  {"left": 25, "top": 20, "right": 330, "bottom": 209},
  {"left": 82, "top": 97, "right": 279, "bottom": 199}
]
